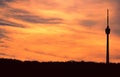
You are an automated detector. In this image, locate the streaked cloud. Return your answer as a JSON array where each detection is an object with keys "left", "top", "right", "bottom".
[
  {"left": 80, "top": 19, "right": 97, "bottom": 27},
  {"left": 0, "top": 29, "right": 8, "bottom": 38},
  {"left": 12, "top": 15, "right": 63, "bottom": 24},
  {"left": 5, "top": 8, "right": 63, "bottom": 24},
  {"left": 0, "top": 19, "right": 25, "bottom": 28},
  {"left": 109, "top": 0, "right": 120, "bottom": 36},
  {"left": 0, "top": 0, "right": 15, "bottom": 7}
]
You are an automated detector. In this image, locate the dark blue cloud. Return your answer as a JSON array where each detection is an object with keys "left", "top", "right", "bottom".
[
  {"left": 9, "top": 8, "right": 30, "bottom": 14},
  {"left": 0, "top": 29, "right": 8, "bottom": 39},
  {"left": 0, "top": 29, "right": 9, "bottom": 44},
  {"left": 80, "top": 19, "right": 97, "bottom": 27},
  {"left": 107, "top": 0, "right": 120, "bottom": 36},
  {"left": 6, "top": 8, "right": 63, "bottom": 24},
  {"left": 13, "top": 15, "right": 63, "bottom": 24},
  {"left": 10, "top": 14, "right": 63, "bottom": 24},
  {"left": 0, "top": 0, "right": 15, "bottom": 7},
  {"left": 113, "top": 1, "right": 120, "bottom": 25},
  {"left": 0, "top": 19, "right": 25, "bottom": 28}
]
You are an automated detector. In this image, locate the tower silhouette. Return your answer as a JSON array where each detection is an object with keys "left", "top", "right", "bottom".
[{"left": 105, "top": 9, "right": 110, "bottom": 64}]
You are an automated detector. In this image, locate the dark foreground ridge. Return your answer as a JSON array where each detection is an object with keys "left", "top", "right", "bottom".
[{"left": 0, "top": 58, "right": 120, "bottom": 77}]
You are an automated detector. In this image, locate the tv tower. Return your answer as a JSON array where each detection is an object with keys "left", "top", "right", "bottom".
[{"left": 105, "top": 9, "right": 110, "bottom": 64}]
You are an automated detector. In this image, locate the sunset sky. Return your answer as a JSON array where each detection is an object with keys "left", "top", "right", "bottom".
[{"left": 0, "top": 0, "right": 120, "bottom": 63}]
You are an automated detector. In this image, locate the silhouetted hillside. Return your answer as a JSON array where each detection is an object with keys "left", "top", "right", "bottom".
[{"left": 0, "top": 58, "right": 120, "bottom": 77}]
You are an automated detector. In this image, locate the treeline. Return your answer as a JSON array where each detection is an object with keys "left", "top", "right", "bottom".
[{"left": 0, "top": 58, "right": 120, "bottom": 77}]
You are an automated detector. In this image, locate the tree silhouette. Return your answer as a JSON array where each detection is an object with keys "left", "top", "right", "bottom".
[{"left": 0, "top": 58, "right": 120, "bottom": 77}]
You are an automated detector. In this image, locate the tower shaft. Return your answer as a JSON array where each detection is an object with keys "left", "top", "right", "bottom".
[
  {"left": 106, "top": 34, "right": 109, "bottom": 64},
  {"left": 105, "top": 9, "right": 110, "bottom": 64}
]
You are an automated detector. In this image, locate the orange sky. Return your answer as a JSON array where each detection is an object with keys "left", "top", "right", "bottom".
[{"left": 0, "top": 0, "right": 120, "bottom": 63}]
